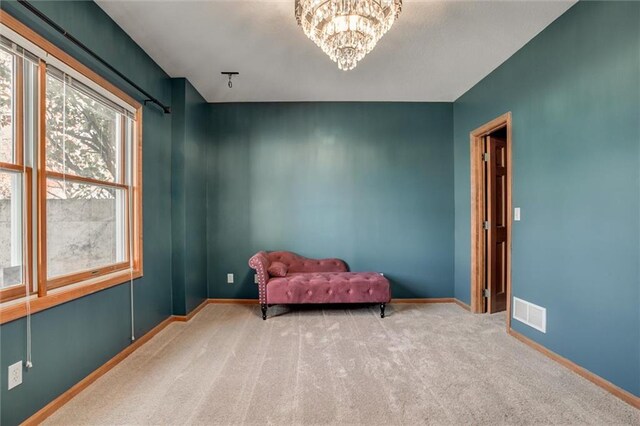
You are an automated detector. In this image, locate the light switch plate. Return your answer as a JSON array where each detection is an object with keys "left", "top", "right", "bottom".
[
  {"left": 514, "top": 207, "right": 521, "bottom": 221},
  {"left": 8, "top": 361, "right": 22, "bottom": 390},
  {"left": 227, "top": 273, "right": 234, "bottom": 284}
]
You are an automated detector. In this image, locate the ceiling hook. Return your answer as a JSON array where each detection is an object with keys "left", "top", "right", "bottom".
[{"left": 221, "top": 71, "right": 239, "bottom": 89}]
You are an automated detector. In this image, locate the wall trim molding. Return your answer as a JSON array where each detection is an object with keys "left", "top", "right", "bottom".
[
  {"left": 470, "top": 112, "right": 513, "bottom": 324},
  {"left": 508, "top": 328, "right": 639, "bottom": 409},
  {"left": 392, "top": 298, "right": 454, "bottom": 303},
  {"left": 21, "top": 299, "right": 638, "bottom": 424},
  {"left": 22, "top": 316, "right": 175, "bottom": 426},
  {"left": 21, "top": 299, "right": 249, "bottom": 424},
  {"left": 208, "top": 298, "right": 258, "bottom": 304},
  {"left": 453, "top": 298, "right": 471, "bottom": 311},
  {"left": 173, "top": 299, "right": 210, "bottom": 321}
]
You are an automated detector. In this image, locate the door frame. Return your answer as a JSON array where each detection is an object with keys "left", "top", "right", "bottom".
[{"left": 470, "top": 112, "right": 513, "bottom": 329}]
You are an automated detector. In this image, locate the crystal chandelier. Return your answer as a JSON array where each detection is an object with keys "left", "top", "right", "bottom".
[{"left": 295, "top": 0, "right": 402, "bottom": 71}]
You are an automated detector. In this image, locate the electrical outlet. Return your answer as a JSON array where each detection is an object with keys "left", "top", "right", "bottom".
[
  {"left": 8, "top": 361, "right": 22, "bottom": 390},
  {"left": 254, "top": 274, "right": 258, "bottom": 284},
  {"left": 227, "top": 273, "right": 234, "bottom": 284}
]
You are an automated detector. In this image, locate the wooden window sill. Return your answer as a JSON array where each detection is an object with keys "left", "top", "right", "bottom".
[{"left": 0, "top": 269, "right": 142, "bottom": 325}]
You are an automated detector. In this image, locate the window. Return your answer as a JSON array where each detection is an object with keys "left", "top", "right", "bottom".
[
  {"left": 0, "top": 12, "right": 143, "bottom": 316},
  {"left": 0, "top": 45, "right": 31, "bottom": 302},
  {"left": 44, "top": 67, "right": 135, "bottom": 289}
]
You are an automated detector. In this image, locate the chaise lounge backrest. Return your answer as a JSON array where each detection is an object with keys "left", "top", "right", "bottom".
[
  {"left": 266, "top": 251, "right": 347, "bottom": 273},
  {"left": 248, "top": 251, "right": 348, "bottom": 304}
]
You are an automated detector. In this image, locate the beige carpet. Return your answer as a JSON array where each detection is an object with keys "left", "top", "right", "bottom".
[{"left": 45, "top": 303, "right": 639, "bottom": 425}]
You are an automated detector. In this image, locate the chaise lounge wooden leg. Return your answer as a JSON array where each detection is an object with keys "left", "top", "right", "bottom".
[
  {"left": 261, "top": 304, "right": 268, "bottom": 320},
  {"left": 380, "top": 303, "right": 386, "bottom": 318}
]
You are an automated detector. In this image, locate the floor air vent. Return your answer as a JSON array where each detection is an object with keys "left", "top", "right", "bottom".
[{"left": 513, "top": 297, "right": 546, "bottom": 333}]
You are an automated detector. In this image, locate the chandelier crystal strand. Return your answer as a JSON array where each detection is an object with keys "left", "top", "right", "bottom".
[{"left": 295, "top": 0, "right": 402, "bottom": 71}]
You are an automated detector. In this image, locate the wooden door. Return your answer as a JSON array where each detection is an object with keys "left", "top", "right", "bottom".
[{"left": 485, "top": 135, "right": 508, "bottom": 313}]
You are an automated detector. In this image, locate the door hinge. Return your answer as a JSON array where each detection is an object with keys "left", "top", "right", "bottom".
[
  {"left": 483, "top": 221, "right": 490, "bottom": 230},
  {"left": 483, "top": 288, "right": 490, "bottom": 298},
  {"left": 483, "top": 152, "right": 489, "bottom": 162}
]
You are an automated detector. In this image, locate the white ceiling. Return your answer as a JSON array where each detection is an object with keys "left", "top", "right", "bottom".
[{"left": 96, "top": 0, "right": 576, "bottom": 103}]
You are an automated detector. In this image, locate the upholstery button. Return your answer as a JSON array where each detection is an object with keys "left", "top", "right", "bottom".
[
  {"left": 307, "top": 290, "right": 312, "bottom": 296},
  {"left": 368, "top": 289, "right": 373, "bottom": 294},
  {"left": 327, "top": 289, "right": 333, "bottom": 295},
  {"left": 287, "top": 291, "right": 292, "bottom": 296},
  {"left": 348, "top": 289, "right": 353, "bottom": 294}
]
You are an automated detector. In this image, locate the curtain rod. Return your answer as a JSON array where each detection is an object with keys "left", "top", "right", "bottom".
[{"left": 17, "top": 0, "right": 171, "bottom": 114}]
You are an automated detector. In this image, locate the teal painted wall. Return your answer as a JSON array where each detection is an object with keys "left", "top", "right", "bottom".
[
  {"left": 453, "top": 1, "right": 639, "bottom": 396},
  {"left": 171, "top": 80, "right": 188, "bottom": 314},
  {"left": 207, "top": 102, "right": 454, "bottom": 299},
  {"left": 171, "top": 78, "right": 208, "bottom": 315},
  {"left": 1, "top": 1, "right": 637, "bottom": 423},
  {"left": 0, "top": 1, "right": 174, "bottom": 424}
]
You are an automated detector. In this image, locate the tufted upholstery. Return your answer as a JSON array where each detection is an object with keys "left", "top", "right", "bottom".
[
  {"left": 267, "top": 272, "right": 390, "bottom": 304},
  {"left": 265, "top": 251, "right": 348, "bottom": 273},
  {"left": 248, "top": 251, "right": 390, "bottom": 309},
  {"left": 248, "top": 251, "right": 270, "bottom": 304}
]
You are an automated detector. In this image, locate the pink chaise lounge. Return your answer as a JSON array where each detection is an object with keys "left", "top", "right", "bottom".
[{"left": 249, "top": 251, "right": 391, "bottom": 320}]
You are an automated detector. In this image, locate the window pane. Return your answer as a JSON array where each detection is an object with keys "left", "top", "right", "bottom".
[
  {"left": 0, "top": 49, "right": 14, "bottom": 164},
  {"left": 46, "top": 74, "right": 121, "bottom": 183},
  {"left": 0, "top": 170, "right": 23, "bottom": 288},
  {"left": 46, "top": 178, "right": 126, "bottom": 279}
]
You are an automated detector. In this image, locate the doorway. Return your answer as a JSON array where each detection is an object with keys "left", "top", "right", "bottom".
[{"left": 470, "top": 113, "right": 512, "bottom": 328}]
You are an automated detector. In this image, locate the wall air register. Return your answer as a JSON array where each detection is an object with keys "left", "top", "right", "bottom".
[{"left": 513, "top": 297, "right": 547, "bottom": 333}]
